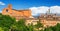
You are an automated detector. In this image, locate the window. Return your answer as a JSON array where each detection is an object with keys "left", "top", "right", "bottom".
[{"left": 6, "top": 9, "right": 8, "bottom": 12}]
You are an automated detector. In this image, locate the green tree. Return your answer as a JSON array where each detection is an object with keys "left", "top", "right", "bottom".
[
  {"left": 34, "top": 21, "right": 43, "bottom": 31},
  {"left": 44, "top": 27, "right": 53, "bottom": 31},
  {"left": 0, "top": 14, "right": 16, "bottom": 31},
  {"left": 43, "top": 23, "right": 60, "bottom": 31},
  {"left": 51, "top": 23, "right": 60, "bottom": 31},
  {"left": 0, "top": 27, "right": 4, "bottom": 31},
  {"left": 27, "top": 23, "right": 34, "bottom": 31},
  {"left": 11, "top": 19, "right": 28, "bottom": 31}
]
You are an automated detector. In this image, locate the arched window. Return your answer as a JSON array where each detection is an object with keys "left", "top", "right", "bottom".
[{"left": 6, "top": 9, "right": 8, "bottom": 12}]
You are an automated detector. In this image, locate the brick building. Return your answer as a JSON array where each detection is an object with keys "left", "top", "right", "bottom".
[{"left": 2, "top": 4, "right": 32, "bottom": 20}]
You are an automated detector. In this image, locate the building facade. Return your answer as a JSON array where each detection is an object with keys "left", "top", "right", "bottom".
[
  {"left": 39, "top": 13, "right": 60, "bottom": 27},
  {"left": 2, "top": 4, "right": 32, "bottom": 20}
]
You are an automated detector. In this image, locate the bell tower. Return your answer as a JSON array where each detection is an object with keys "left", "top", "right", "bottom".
[
  {"left": 46, "top": 8, "right": 50, "bottom": 15},
  {"left": 8, "top": 4, "right": 12, "bottom": 9},
  {"left": 48, "top": 8, "right": 50, "bottom": 14}
]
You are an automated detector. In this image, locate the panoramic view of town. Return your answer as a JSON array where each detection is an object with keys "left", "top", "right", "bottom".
[{"left": 0, "top": 0, "right": 60, "bottom": 31}]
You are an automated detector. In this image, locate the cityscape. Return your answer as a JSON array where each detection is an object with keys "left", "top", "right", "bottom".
[{"left": 0, "top": 0, "right": 60, "bottom": 31}]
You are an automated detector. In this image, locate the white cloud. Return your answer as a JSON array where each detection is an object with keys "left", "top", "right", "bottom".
[
  {"left": 0, "top": 1, "right": 5, "bottom": 5},
  {"left": 29, "top": 6, "right": 60, "bottom": 16},
  {"left": 50, "top": 6, "right": 60, "bottom": 13},
  {"left": 29, "top": 6, "right": 49, "bottom": 15}
]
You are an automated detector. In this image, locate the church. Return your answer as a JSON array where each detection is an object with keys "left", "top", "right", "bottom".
[{"left": 2, "top": 4, "right": 32, "bottom": 20}]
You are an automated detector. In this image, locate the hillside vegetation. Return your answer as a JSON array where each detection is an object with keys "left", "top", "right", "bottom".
[{"left": 0, "top": 13, "right": 60, "bottom": 31}]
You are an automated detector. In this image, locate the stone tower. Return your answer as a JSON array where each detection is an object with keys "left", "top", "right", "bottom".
[
  {"left": 8, "top": 4, "right": 12, "bottom": 9},
  {"left": 46, "top": 8, "right": 50, "bottom": 15}
]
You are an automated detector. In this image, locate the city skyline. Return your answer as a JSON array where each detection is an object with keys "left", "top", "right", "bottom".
[{"left": 0, "top": 0, "right": 60, "bottom": 16}]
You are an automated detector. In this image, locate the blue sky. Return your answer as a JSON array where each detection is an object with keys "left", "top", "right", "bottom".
[{"left": 0, "top": 0, "right": 60, "bottom": 16}]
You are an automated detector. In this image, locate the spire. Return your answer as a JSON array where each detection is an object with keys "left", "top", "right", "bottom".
[{"left": 8, "top": 4, "right": 12, "bottom": 9}]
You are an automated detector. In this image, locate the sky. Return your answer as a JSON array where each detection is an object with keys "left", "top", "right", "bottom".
[{"left": 0, "top": 0, "right": 60, "bottom": 16}]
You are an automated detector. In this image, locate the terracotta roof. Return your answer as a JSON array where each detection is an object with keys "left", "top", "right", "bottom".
[{"left": 25, "top": 18, "right": 38, "bottom": 20}]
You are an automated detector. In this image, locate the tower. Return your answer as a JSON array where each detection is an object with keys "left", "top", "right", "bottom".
[
  {"left": 48, "top": 8, "right": 50, "bottom": 14},
  {"left": 46, "top": 8, "right": 50, "bottom": 14},
  {"left": 8, "top": 4, "right": 12, "bottom": 9}
]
